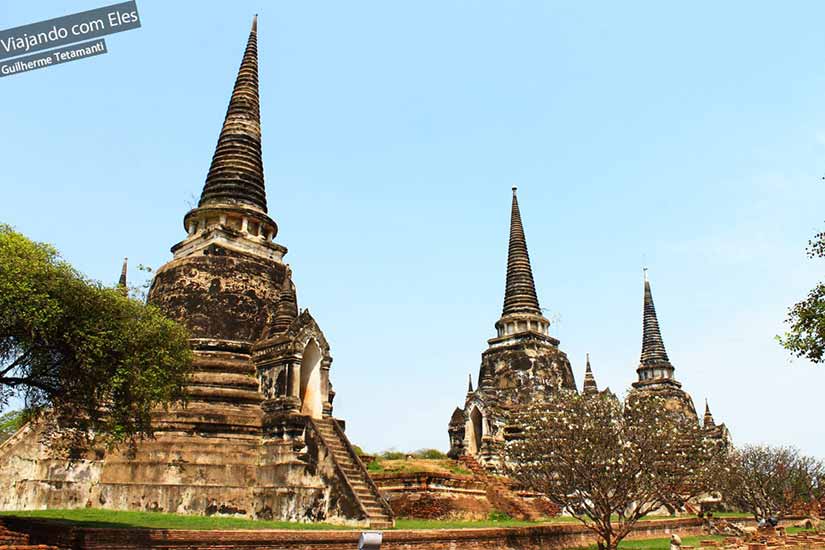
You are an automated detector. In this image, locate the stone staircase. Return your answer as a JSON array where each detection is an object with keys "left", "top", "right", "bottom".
[
  {"left": 459, "top": 455, "right": 542, "bottom": 521},
  {"left": 312, "top": 418, "right": 395, "bottom": 529}
]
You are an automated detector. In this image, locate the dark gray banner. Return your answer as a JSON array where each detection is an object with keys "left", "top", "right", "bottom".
[
  {"left": 0, "top": 39, "right": 108, "bottom": 78},
  {"left": 0, "top": 2, "right": 139, "bottom": 61}
]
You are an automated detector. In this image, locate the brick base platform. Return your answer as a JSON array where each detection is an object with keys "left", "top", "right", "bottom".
[{"left": 1, "top": 516, "right": 732, "bottom": 550}]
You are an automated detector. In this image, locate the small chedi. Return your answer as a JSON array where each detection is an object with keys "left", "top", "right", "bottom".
[
  {"left": 448, "top": 190, "right": 731, "bottom": 472},
  {"left": 0, "top": 18, "right": 393, "bottom": 528}
]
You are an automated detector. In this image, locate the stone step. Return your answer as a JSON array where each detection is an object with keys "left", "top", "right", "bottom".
[{"left": 369, "top": 521, "right": 393, "bottom": 529}]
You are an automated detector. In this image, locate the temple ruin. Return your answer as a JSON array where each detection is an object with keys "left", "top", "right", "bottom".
[
  {"left": 447, "top": 187, "right": 577, "bottom": 466},
  {"left": 448, "top": 190, "right": 730, "bottom": 467},
  {"left": 0, "top": 18, "right": 393, "bottom": 528}
]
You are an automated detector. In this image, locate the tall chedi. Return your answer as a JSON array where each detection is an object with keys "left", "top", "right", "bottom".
[
  {"left": 448, "top": 188, "right": 576, "bottom": 466},
  {"left": 626, "top": 270, "right": 699, "bottom": 421},
  {"left": 0, "top": 18, "right": 393, "bottom": 528}
]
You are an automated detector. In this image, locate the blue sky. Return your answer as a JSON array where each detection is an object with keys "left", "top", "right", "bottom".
[{"left": 1, "top": 2, "right": 824, "bottom": 456}]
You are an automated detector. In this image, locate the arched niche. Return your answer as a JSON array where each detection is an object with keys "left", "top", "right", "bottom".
[
  {"left": 300, "top": 338, "right": 323, "bottom": 419},
  {"left": 468, "top": 406, "right": 484, "bottom": 455}
]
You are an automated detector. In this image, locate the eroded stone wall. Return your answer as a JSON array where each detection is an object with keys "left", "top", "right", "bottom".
[{"left": 0, "top": 417, "right": 367, "bottom": 525}]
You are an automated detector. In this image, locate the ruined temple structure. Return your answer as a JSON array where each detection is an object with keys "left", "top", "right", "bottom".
[
  {"left": 0, "top": 18, "right": 393, "bottom": 528},
  {"left": 447, "top": 194, "right": 731, "bottom": 471},
  {"left": 627, "top": 271, "right": 730, "bottom": 446},
  {"left": 447, "top": 188, "right": 576, "bottom": 466}
]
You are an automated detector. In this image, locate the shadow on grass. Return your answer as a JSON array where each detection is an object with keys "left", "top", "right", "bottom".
[{"left": 0, "top": 509, "right": 349, "bottom": 531}]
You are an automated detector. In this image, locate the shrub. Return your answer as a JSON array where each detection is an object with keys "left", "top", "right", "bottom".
[{"left": 415, "top": 448, "right": 447, "bottom": 459}]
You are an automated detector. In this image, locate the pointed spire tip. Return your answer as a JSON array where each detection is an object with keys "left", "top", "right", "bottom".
[
  {"left": 118, "top": 257, "right": 128, "bottom": 291},
  {"left": 501, "top": 184, "right": 541, "bottom": 316},
  {"left": 198, "top": 16, "right": 267, "bottom": 212}
]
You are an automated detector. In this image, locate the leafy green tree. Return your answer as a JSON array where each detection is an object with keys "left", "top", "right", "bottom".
[
  {"left": 779, "top": 228, "right": 825, "bottom": 363},
  {"left": 0, "top": 409, "right": 24, "bottom": 444},
  {"left": 0, "top": 225, "right": 192, "bottom": 447},
  {"left": 415, "top": 448, "right": 447, "bottom": 459}
]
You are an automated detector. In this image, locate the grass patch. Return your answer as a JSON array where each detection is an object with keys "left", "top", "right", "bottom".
[
  {"left": 367, "top": 457, "right": 471, "bottom": 476},
  {"left": 0, "top": 509, "right": 764, "bottom": 534},
  {"left": 613, "top": 535, "right": 725, "bottom": 550},
  {"left": 0, "top": 509, "right": 349, "bottom": 530}
]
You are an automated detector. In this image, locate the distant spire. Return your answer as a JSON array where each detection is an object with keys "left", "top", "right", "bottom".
[
  {"left": 582, "top": 353, "right": 598, "bottom": 395},
  {"left": 636, "top": 270, "right": 677, "bottom": 385},
  {"left": 198, "top": 16, "right": 267, "bottom": 212},
  {"left": 703, "top": 399, "right": 716, "bottom": 428},
  {"left": 117, "top": 257, "right": 128, "bottom": 294},
  {"left": 502, "top": 187, "right": 541, "bottom": 316},
  {"left": 641, "top": 272, "right": 671, "bottom": 366},
  {"left": 468, "top": 373, "right": 474, "bottom": 393}
]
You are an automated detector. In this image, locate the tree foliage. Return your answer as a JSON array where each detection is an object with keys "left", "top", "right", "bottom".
[
  {"left": 779, "top": 228, "right": 825, "bottom": 363},
  {"left": 720, "top": 444, "right": 824, "bottom": 521},
  {"left": 0, "top": 225, "right": 192, "bottom": 447},
  {"left": 505, "top": 392, "right": 719, "bottom": 550},
  {"left": 0, "top": 409, "right": 24, "bottom": 444}
]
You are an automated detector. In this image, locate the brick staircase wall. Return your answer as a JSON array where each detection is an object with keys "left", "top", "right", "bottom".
[
  {"left": 311, "top": 418, "right": 394, "bottom": 529},
  {"left": 459, "top": 456, "right": 542, "bottom": 520}
]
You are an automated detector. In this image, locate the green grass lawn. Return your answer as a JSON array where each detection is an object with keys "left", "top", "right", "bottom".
[
  {"left": 0, "top": 509, "right": 349, "bottom": 530},
  {"left": 0, "top": 509, "right": 557, "bottom": 531},
  {"left": 0, "top": 508, "right": 765, "bottom": 533},
  {"left": 614, "top": 534, "right": 725, "bottom": 550}
]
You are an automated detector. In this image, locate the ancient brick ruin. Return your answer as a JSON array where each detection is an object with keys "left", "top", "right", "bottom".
[
  {"left": 0, "top": 18, "right": 393, "bottom": 528},
  {"left": 628, "top": 270, "right": 730, "bottom": 446},
  {"left": 448, "top": 188, "right": 578, "bottom": 467},
  {"left": 448, "top": 190, "right": 730, "bottom": 468}
]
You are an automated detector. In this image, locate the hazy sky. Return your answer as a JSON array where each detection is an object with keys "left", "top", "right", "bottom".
[{"left": 2, "top": 2, "right": 824, "bottom": 457}]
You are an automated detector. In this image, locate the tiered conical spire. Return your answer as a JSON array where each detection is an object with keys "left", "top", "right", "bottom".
[
  {"left": 502, "top": 188, "right": 541, "bottom": 316},
  {"left": 269, "top": 265, "right": 298, "bottom": 335},
  {"left": 116, "top": 257, "right": 129, "bottom": 297},
  {"left": 198, "top": 16, "right": 267, "bottom": 212},
  {"left": 635, "top": 270, "right": 677, "bottom": 386},
  {"left": 467, "top": 374, "right": 474, "bottom": 393},
  {"left": 640, "top": 270, "right": 671, "bottom": 367},
  {"left": 582, "top": 353, "right": 598, "bottom": 395},
  {"left": 703, "top": 399, "right": 716, "bottom": 428},
  {"left": 118, "top": 257, "right": 128, "bottom": 289}
]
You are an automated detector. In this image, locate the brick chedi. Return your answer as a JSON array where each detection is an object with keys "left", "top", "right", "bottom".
[
  {"left": 0, "top": 17, "right": 393, "bottom": 528},
  {"left": 626, "top": 270, "right": 699, "bottom": 421},
  {"left": 626, "top": 271, "right": 730, "bottom": 447},
  {"left": 447, "top": 188, "right": 576, "bottom": 467}
]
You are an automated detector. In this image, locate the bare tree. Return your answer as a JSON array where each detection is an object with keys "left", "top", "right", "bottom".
[
  {"left": 505, "top": 392, "right": 717, "bottom": 550},
  {"left": 721, "top": 444, "right": 825, "bottom": 521}
]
